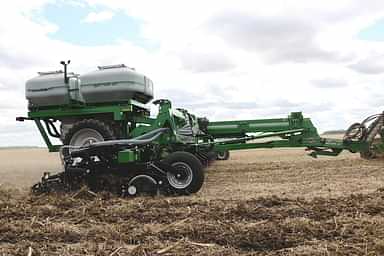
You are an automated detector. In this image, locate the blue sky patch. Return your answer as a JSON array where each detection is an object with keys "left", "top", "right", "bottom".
[
  {"left": 358, "top": 18, "right": 384, "bottom": 41},
  {"left": 36, "top": 2, "right": 156, "bottom": 48}
]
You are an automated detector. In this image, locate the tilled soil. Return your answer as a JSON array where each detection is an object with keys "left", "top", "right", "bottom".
[
  {"left": 0, "top": 149, "right": 383, "bottom": 255},
  {"left": 2, "top": 188, "right": 384, "bottom": 255}
]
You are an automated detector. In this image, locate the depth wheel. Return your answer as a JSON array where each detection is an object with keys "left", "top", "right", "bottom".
[
  {"left": 164, "top": 151, "right": 204, "bottom": 195},
  {"left": 216, "top": 150, "right": 230, "bottom": 160},
  {"left": 123, "top": 175, "right": 158, "bottom": 197}
]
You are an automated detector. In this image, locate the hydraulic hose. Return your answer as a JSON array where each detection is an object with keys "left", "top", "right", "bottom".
[
  {"left": 66, "top": 128, "right": 170, "bottom": 159},
  {"left": 344, "top": 113, "right": 384, "bottom": 142}
]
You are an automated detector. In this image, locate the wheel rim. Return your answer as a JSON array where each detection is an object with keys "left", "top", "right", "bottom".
[
  {"left": 126, "top": 175, "right": 158, "bottom": 196},
  {"left": 167, "top": 162, "right": 193, "bottom": 189},
  {"left": 217, "top": 151, "right": 226, "bottom": 159},
  {"left": 69, "top": 128, "right": 104, "bottom": 147}
]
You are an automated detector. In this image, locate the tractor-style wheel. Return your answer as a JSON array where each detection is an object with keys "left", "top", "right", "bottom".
[
  {"left": 216, "top": 150, "right": 230, "bottom": 160},
  {"left": 164, "top": 151, "right": 204, "bottom": 195},
  {"left": 63, "top": 119, "right": 115, "bottom": 152}
]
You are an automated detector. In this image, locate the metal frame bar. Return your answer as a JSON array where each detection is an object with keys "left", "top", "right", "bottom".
[
  {"left": 29, "top": 105, "right": 133, "bottom": 121},
  {"left": 34, "top": 119, "right": 61, "bottom": 152}
]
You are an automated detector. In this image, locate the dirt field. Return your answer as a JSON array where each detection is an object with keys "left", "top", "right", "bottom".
[{"left": 0, "top": 148, "right": 384, "bottom": 255}]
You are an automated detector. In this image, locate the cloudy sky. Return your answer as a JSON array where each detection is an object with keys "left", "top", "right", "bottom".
[{"left": 1, "top": 0, "right": 384, "bottom": 146}]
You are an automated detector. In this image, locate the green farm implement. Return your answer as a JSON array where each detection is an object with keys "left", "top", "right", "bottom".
[{"left": 17, "top": 62, "right": 384, "bottom": 196}]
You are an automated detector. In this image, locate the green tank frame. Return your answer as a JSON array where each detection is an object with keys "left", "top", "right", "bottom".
[{"left": 21, "top": 100, "right": 150, "bottom": 152}]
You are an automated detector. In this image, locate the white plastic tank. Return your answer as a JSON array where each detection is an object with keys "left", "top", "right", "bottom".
[
  {"left": 80, "top": 64, "right": 154, "bottom": 104},
  {"left": 26, "top": 71, "right": 82, "bottom": 107}
]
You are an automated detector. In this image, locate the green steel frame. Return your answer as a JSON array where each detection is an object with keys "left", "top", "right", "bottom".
[
  {"left": 208, "top": 112, "right": 368, "bottom": 157},
  {"left": 24, "top": 99, "right": 371, "bottom": 157}
]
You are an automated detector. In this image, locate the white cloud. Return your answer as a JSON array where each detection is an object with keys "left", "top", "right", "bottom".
[
  {"left": 179, "top": 49, "right": 236, "bottom": 73},
  {"left": 348, "top": 55, "right": 384, "bottom": 74},
  {"left": 82, "top": 10, "right": 114, "bottom": 23},
  {"left": 311, "top": 78, "right": 348, "bottom": 88},
  {"left": 206, "top": 12, "right": 340, "bottom": 63}
]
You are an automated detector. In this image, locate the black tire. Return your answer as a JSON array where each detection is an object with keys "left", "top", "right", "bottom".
[
  {"left": 63, "top": 119, "right": 115, "bottom": 146},
  {"left": 194, "top": 151, "right": 215, "bottom": 167},
  {"left": 62, "top": 119, "right": 116, "bottom": 159},
  {"left": 164, "top": 151, "right": 204, "bottom": 194},
  {"left": 216, "top": 150, "right": 230, "bottom": 160},
  {"left": 207, "top": 151, "right": 218, "bottom": 161}
]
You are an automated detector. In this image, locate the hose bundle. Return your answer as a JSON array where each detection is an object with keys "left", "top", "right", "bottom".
[{"left": 343, "top": 113, "right": 383, "bottom": 142}]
